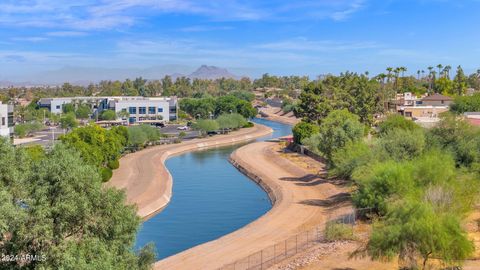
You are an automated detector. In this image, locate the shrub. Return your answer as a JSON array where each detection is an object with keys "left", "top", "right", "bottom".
[
  {"left": 100, "top": 110, "right": 117, "bottom": 120},
  {"left": 292, "top": 121, "right": 319, "bottom": 144},
  {"left": 14, "top": 122, "right": 44, "bottom": 138},
  {"left": 376, "top": 128, "right": 425, "bottom": 161},
  {"left": 243, "top": 122, "right": 254, "bottom": 128},
  {"left": 100, "top": 167, "right": 113, "bottom": 182},
  {"left": 324, "top": 222, "right": 355, "bottom": 241},
  {"left": 317, "top": 109, "right": 364, "bottom": 161},
  {"left": 107, "top": 159, "right": 120, "bottom": 170},
  {"left": 378, "top": 114, "right": 420, "bottom": 136},
  {"left": 330, "top": 141, "right": 372, "bottom": 180},
  {"left": 194, "top": 119, "right": 219, "bottom": 134},
  {"left": 216, "top": 113, "right": 247, "bottom": 129},
  {"left": 352, "top": 161, "right": 415, "bottom": 215}
]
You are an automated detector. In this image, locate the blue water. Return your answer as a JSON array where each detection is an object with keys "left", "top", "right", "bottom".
[{"left": 134, "top": 118, "right": 292, "bottom": 259}]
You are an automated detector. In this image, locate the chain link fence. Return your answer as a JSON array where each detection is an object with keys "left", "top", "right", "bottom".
[{"left": 218, "top": 208, "right": 372, "bottom": 270}]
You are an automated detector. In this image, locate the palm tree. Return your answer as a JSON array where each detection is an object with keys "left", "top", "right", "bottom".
[
  {"left": 400, "top": 67, "right": 407, "bottom": 77},
  {"left": 427, "top": 67, "right": 434, "bottom": 91},
  {"left": 444, "top": 65, "right": 452, "bottom": 78},
  {"left": 417, "top": 70, "right": 421, "bottom": 80},
  {"left": 386, "top": 67, "right": 393, "bottom": 84},
  {"left": 436, "top": 64, "right": 443, "bottom": 76}
]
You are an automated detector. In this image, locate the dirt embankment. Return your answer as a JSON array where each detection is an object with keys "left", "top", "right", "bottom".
[
  {"left": 259, "top": 106, "right": 300, "bottom": 126},
  {"left": 153, "top": 142, "right": 352, "bottom": 269}
]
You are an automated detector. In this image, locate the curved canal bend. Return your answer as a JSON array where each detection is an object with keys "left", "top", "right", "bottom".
[{"left": 135, "top": 118, "right": 292, "bottom": 259}]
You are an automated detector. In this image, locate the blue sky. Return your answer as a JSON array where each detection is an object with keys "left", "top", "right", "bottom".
[{"left": 0, "top": 0, "right": 479, "bottom": 81}]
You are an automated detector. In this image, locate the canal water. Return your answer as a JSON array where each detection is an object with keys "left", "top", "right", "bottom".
[{"left": 134, "top": 118, "right": 292, "bottom": 259}]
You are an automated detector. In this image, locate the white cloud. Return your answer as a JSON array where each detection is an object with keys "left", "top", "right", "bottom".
[
  {"left": 0, "top": 0, "right": 367, "bottom": 31},
  {"left": 11, "top": 37, "right": 48, "bottom": 42},
  {"left": 46, "top": 31, "right": 88, "bottom": 37}
]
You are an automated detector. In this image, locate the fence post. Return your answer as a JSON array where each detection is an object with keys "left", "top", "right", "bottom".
[
  {"left": 274, "top": 244, "right": 276, "bottom": 264},
  {"left": 306, "top": 230, "right": 309, "bottom": 247},
  {"left": 260, "top": 250, "right": 263, "bottom": 270},
  {"left": 295, "top": 235, "right": 298, "bottom": 254}
]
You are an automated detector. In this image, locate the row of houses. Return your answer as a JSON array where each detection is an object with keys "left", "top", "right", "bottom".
[
  {"left": 393, "top": 93, "right": 453, "bottom": 127},
  {"left": 38, "top": 96, "right": 178, "bottom": 124}
]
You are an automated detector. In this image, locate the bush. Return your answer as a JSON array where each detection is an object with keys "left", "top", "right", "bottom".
[
  {"left": 194, "top": 119, "right": 219, "bottom": 134},
  {"left": 317, "top": 110, "right": 364, "bottom": 161},
  {"left": 243, "top": 122, "right": 254, "bottom": 128},
  {"left": 292, "top": 121, "right": 319, "bottom": 144},
  {"left": 107, "top": 159, "right": 120, "bottom": 170},
  {"left": 378, "top": 114, "right": 420, "bottom": 136},
  {"left": 216, "top": 113, "right": 247, "bottom": 130},
  {"left": 100, "top": 167, "right": 113, "bottom": 182},
  {"left": 14, "top": 122, "right": 44, "bottom": 138},
  {"left": 352, "top": 161, "right": 415, "bottom": 215},
  {"left": 127, "top": 125, "right": 160, "bottom": 148},
  {"left": 376, "top": 128, "right": 425, "bottom": 161},
  {"left": 324, "top": 222, "right": 355, "bottom": 241},
  {"left": 330, "top": 141, "right": 372, "bottom": 180},
  {"left": 100, "top": 110, "right": 117, "bottom": 121}
]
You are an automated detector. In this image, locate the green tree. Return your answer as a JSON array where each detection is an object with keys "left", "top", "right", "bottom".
[
  {"left": 100, "top": 110, "right": 117, "bottom": 120},
  {"left": 60, "top": 112, "right": 78, "bottom": 130},
  {"left": 75, "top": 104, "right": 92, "bottom": 119},
  {"left": 292, "top": 121, "right": 320, "bottom": 144},
  {"left": 453, "top": 65, "right": 468, "bottom": 96},
  {"left": 0, "top": 141, "right": 155, "bottom": 269},
  {"left": 378, "top": 114, "right": 421, "bottom": 136},
  {"left": 194, "top": 119, "right": 219, "bottom": 135},
  {"left": 376, "top": 128, "right": 426, "bottom": 161},
  {"left": 365, "top": 202, "right": 473, "bottom": 270},
  {"left": 314, "top": 109, "right": 364, "bottom": 161}
]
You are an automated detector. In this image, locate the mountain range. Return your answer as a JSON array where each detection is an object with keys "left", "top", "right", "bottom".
[{"left": 0, "top": 65, "right": 240, "bottom": 87}]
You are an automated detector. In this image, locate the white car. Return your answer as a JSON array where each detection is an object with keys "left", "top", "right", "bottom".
[{"left": 177, "top": 126, "right": 189, "bottom": 130}]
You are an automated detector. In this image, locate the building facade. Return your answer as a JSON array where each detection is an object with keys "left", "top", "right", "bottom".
[
  {"left": 38, "top": 96, "right": 177, "bottom": 124},
  {"left": 0, "top": 102, "right": 14, "bottom": 138}
]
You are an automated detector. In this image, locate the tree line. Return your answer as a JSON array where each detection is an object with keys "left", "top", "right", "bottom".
[
  {"left": 0, "top": 139, "right": 156, "bottom": 269},
  {"left": 292, "top": 106, "right": 480, "bottom": 268}
]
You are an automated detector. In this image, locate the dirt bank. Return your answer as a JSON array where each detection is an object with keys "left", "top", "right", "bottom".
[{"left": 154, "top": 142, "right": 351, "bottom": 269}]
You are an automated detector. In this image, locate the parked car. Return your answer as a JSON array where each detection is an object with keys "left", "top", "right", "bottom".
[{"left": 177, "top": 126, "right": 189, "bottom": 130}]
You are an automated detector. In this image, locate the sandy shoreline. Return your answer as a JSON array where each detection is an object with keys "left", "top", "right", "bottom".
[
  {"left": 154, "top": 142, "right": 352, "bottom": 269},
  {"left": 106, "top": 123, "right": 273, "bottom": 220}
]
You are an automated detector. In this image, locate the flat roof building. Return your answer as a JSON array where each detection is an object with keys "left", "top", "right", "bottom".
[
  {"left": 0, "top": 102, "right": 14, "bottom": 138},
  {"left": 38, "top": 96, "right": 178, "bottom": 124}
]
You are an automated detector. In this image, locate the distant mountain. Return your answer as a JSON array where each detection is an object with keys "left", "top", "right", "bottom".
[
  {"left": 0, "top": 64, "right": 242, "bottom": 87},
  {"left": 188, "top": 65, "right": 237, "bottom": 80}
]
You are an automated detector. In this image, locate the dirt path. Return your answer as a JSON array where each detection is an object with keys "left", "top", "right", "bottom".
[
  {"left": 154, "top": 142, "right": 351, "bottom": 269},
  {"left": 259, "top": 106, "right": 300, "bottom": 126},
  {"left": 106, "top": 124, "right": 273, "bottom": 220}
]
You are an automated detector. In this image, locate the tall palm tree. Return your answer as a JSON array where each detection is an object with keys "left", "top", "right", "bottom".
[
  {"left": 417, "top": 70, "right": 421, "bottom": 80},
  {"left": 444, "top": 65, "right": 452, "bottom": 78},
  {"left": 436, "top": 64, "right": 443, "bottom": 76},
  {"left": 386, "top": 67, "right": 393, "bottom": 84}
]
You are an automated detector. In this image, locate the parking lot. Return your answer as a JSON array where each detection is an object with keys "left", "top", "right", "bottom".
[{"left": 14, "top": 124, "right": 200, "bottom": 147}]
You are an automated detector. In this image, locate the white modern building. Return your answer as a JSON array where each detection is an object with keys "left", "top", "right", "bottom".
[
  {"left": 0, "top": 102, "right": 14, "bottom": 138},
  {"left": 38, "top": 96, "right": 177, "bottom": 124}
]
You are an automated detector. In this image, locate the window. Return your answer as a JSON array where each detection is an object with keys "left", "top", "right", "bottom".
[
  {"left": 139, "top": 107, "right": 146, "bottom": 114},
  {"left": 128, "top": 117, "right": 136, "bottom": 123},
  {"left": 148, "top": 107, "right": 156, "bottom": 114},
  {"left": 129, "top": 107, "right": 137, "bottom": 114},
  {"left": 1, "top": 117, "right": 4, "bottom": 126},
  {"left": 56, "top": 105, "right": 61, "bottom": 109},
  {"left": 158, "top": 107, "right": 163, "bottom": 113},
  {"left": 441, "top": 100, "right": 444, "bottom": 104}
]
